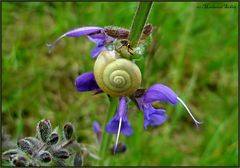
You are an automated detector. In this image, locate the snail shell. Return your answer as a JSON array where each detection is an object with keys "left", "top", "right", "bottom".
[{"left": 93, "top": 51, "right": 142, "bottom": 97}]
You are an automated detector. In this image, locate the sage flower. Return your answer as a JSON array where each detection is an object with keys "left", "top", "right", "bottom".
[
  {"left": 75, "top": 72, "right": 101, "bottom": 93},
  {"left": 106, "top": 96, "right": 133, "bottom": 136},
  {"left": 47, "top": 26, "right": 114, "bottom": 58},
  {"left": 135, "top": 84, "right": 201, "bottom": 129},
  {"left": 47, "top": 25, "right": 152, "bottom": 58}
]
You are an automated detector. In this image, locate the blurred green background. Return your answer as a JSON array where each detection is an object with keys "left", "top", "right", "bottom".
[{"left": 2, "top": 2, "right": 238, "bottom": 166}]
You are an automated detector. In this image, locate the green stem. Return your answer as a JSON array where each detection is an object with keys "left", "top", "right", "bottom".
[
  {"left": 128, "top": 2, "right": 153, "bottom": 47},
  {"left": 98, "top": 96, "right": 118, "bottom": 165}
]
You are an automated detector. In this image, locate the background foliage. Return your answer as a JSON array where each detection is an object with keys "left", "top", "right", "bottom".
[{"left": 2, "top": 2, "right": 238, "bottom": 166}]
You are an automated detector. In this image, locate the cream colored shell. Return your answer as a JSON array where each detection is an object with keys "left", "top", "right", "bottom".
[{"left": 93, "top": 51, "right": 142, "bottom": 97}]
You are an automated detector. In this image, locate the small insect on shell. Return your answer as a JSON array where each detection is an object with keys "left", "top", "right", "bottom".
[{"left": 94, "top": 51, "right": 142, "bottom": 97}]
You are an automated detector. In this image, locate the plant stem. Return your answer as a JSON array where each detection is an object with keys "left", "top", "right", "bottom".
[
  {"left": 97, "top": 3, "right": 152, "bottom": 165},
  {"left": 98, "top": 96, "right": 118, "bottom": 165},
  {"left": 128, "top": 2, "right": 153, "bottom": 47}
]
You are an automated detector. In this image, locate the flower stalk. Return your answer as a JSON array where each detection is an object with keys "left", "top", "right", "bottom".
[
  {"left": 97, "top": 2, "right": 153, "bottom": 164},
  {"left": 98, "top": 96, "right": 118, "bottom": 164},
  {"left": 128, "top": 2, "right": 153, "bottom": 47}
]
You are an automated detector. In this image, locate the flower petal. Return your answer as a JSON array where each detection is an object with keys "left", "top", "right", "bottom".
[
  {"left": 87, "top": 34, "right": 106, "bottom": 44},
  {"left": 106, "top": 117, "right": 133, "bottom": 136},
  {"left": 120, "top": 119, "right": 133, "bottom": 136},
  {"left": 75, "top": 72, "right": 101, "bottom": 92},
  {"left": 143, "top": 84, "right": 178, "bottom": 105},
  {"left": 106, "top": 117, "right": 119, "bottom": 134},
  {"left": 65, "top": 27, "right": 104, "bottom": 37},
  {"left": 91, "top": 45, "right": 106, "bottom": 58},
  {"left": 143, "top": 105, "right": 167, "bottom": 129},
  {"left": 93, "top": 121, "right": 102, "bottom": 143},
  {"left": 118, "top": 97, "right": 127, "bottom": 118},
  {"left": 106, "top": 97, "right": 133, "bottom": 136},
  {"left": 47, "top": 27, "right": 104, "bottom": 54},
  {"left": 93, "top": 121, "right": 101, "bottom": 134}
]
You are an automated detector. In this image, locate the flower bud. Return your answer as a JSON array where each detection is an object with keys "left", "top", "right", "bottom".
[
  {"left": 63, "top": 123, "right": 74, "bottom": 140},
  {"left": 93, "top": 121, "right": 102, "bottom": 143},
  {"left": 56, "top": 159, "right": 67, "bottom": 166},
  {"left": 24, "top": 137, "right": 42, "bottom": 149},
  {"left": 10, "top": 155, "right": 28, "bottom": 167},
  {"left": 52, "top": 149, "right": 70, "bottom": 159},
  {"left": 73, "top": 152, "right": 82, "bottom": 166},
  {"left": 28, "top": 162, "right": 38, "bottom": 166},
  {"left": 17, "top": 138, "right": 33, "bottom": 155},
  {"left": 36, "top": 119, "right": 52, "bottom": 143},
  {"left": 111, "top": 142, "right": 127, "bottom": 154},
  {"left": 38, "top": 151, "right": 52, "bottom": 163},
  {"left": 47, "top": 132, "right": 59, "bottom": 145}
]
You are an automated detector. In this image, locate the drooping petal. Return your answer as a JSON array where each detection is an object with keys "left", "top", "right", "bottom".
[
  {"left": 47, "top": 27, "right": 104, "bottom": 53},
  {"left": 106, "top": 97, "right": 133, "bottom": 136},
  {"left": 91, "top": 45, "right": 106, "bottom": 58},
  {"left": 119, "top": 118, "right": 133, "bottom": 136},
  {"left": 75, "top": 72, "right": 101, "bottom": 92},
  {"left": 143, "top": 105, "right": 167, "bottom": 129},
  {"left": 65, "top": 27, "right": 104, "bottom": 37},
  {"left": 143, "top": 84, "right": 178, "bottom": 105},
  {"left": 106, "top": 117, "right": 119, "bottom": 133}
]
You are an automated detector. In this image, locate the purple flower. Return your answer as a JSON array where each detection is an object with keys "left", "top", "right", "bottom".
[
  {"left": 106, "top": 96, "right": 132, "bottom": 153},
  {"left": 135, "top": 84, "right": 201, "bottom": 128},
  {"left": 47, "top": 26, "right": 114, "bottom": 58},
  {"left": 93, "top": 121, "right": 102, "bottom": 144},
  {"left": 75, "top": 72, "right": 201, "bottom": 131},
  {"left": 74, "top": 71, "right": 201, "bottom": 153},
  {"left": 75, "top": 72, "right": 101, "bottom": 93},
  {"left": 106, "top": 96, "right": 133, "bottom": 136},
  {"left": 135, "top": 84, "right": 177, "bottom": 129}
]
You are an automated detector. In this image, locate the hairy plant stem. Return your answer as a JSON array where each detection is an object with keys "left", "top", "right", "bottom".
[
  {"left": 128, "top": 2, "right": 153, "bottom": 47},
  {"left": 98, "top": 96, "right": 118, "bottom": 165}
]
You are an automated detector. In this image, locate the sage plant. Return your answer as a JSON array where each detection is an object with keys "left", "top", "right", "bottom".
[
  {"left": 47, "top": 2, "right": 202, "bottom": 165},
  {"left": 2, "top": 119, "right": 99, "bottom": 166}
]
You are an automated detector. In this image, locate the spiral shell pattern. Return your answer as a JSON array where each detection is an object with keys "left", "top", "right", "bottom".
[{"left": 94, "top": 51, "right": 142, "bottom": 96}]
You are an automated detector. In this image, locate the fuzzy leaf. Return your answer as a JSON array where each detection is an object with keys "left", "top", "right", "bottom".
[{"left": 2, "top": 149, "right": 19, "bottom": 160}]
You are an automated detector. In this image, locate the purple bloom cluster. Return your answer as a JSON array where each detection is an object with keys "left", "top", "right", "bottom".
[
  {"left": 76, "top": 71, "right": 201, "bottom": 152},
  {"left": 49, "top": 26, "right": 201, "bottom": 153}
]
